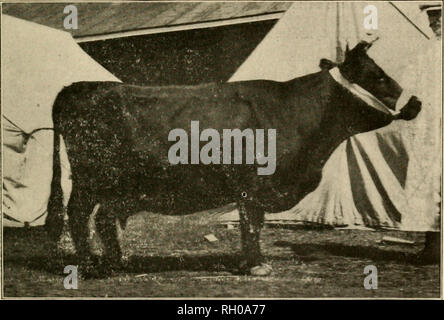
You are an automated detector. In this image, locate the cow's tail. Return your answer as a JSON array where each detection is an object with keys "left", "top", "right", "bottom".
[{"left": 46, "top": 100, "right": 65, "bottom": 243}]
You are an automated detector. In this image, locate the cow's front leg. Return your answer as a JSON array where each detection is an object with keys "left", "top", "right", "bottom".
[{"left": 238, "top": 199, "right": 272, "bottom": 276}]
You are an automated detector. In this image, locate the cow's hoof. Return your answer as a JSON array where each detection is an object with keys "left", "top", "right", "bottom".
[
  {"left": 238, "top": 259, "right": 271, "bottom": 276},
  {"left": 79, "top": 263, "right": 99, "bottom": 279},
  {"left": 79, "top": 264, "right": 112, "bottom": 279},
  {"left": 78, "top": 255, "right": 108, "bottom": 279},
  {"left": 45, "top": 248, "right": 64, "bottom": 273},
  {"left": 250, "top": 263, "right": 273, "bottom": 276},
  {"left": 99, "top": 257, "right": 123, "bottom": 274}
]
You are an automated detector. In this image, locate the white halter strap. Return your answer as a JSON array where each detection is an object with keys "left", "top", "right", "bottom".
[{"left": 329, "top": 67, "right": 399, "bottom": 116}]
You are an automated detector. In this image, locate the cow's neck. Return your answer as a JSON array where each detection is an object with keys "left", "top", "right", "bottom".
[
  {"left": 330, "top": 67, "right": 395, "bottom": 115},
  {"left": 293, "top": 75, "right": 380, "bottom": 193}
]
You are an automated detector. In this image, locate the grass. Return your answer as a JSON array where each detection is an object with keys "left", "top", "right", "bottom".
[{"left": 3, "top": 210, "right": 440, "bottom": 298}]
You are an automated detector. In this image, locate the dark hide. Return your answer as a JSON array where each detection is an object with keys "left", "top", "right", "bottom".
[{"left": 47, "top": 42, "right": 421, "bottom": 276}]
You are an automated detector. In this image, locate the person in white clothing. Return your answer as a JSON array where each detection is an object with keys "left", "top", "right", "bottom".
[{"left": 408, "top": 3, "right": 442, "bottom": 263}]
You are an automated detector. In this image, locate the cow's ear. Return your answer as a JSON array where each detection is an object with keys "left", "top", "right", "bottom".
[
  {"left": 319, "top": 58, "right": 337, "bottom": 70},
  {"left": 344, "top": 43, "right": 355, "bottom": 59},
  {"left": 351, "top": 41, "right": 372, "bottom": 54}
]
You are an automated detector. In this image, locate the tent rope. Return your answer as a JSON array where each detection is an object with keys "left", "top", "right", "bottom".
[
  {"left": 3, "top": 115, "right": 54, "bottom": 144},
  {"left": 389, "top": 2, "right": 430, "bottom": 40},
  {"left": 3, "top": 211, "right": 47, "bottom": 227},
  {"left": 2, "top": 115, "right": 72, "bottom": 172}
]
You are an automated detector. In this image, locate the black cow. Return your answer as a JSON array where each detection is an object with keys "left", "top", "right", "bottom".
[{"left": 47, "top": 41, "right": 421, "bottom": 277}]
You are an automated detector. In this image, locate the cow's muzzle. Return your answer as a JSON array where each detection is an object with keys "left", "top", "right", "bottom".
[{"left": 395, "top": 95, "right": 422, "bottom": 121}]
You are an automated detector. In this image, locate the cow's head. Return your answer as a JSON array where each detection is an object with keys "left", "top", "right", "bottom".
[
  {"left": 340, "top": 39, "right": 403, "bottom": 111},
  {"left": 320, "top": 39, "right": 421, "bottom": 132}
]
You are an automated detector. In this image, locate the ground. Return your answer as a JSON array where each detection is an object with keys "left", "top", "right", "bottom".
[{"left": 2, "top": 210, "right": 440, "bottom": 298}]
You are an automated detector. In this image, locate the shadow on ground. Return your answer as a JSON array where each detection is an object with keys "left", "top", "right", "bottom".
[{"left": 274, "top": 241, "right": 418, "bottom": 264}]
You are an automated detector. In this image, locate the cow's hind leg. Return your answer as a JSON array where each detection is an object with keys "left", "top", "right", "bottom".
[
  {"left": 67, "top": 189, "right": 100, "bottom": 278},
  {"left": 238, "top": 200, "right": 272, "bottom": 276},
  {"left": 45, "top": 186, "right": 65, "bottom": 270},
  {"left": 44, "top": 131, "right": 65, "bottom": 270},
  {"left": 95, "top": 201, "right": 123, "bottom": 274}
]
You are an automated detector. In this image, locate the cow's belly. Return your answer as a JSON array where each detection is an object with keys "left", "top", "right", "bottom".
[
  {"left": 70, "top": 155, "right": 237, "bottom": 215},
  {"left": 66, "top": 126, "right": 321, "bottom": 215},
  {"left": 135, "top": 164, "right": 238, "bottom": 214}
]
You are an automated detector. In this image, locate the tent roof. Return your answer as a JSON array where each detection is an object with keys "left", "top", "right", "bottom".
[
  {"left": 230, "top": 1, "right": 432, "bottom": 83},
  {"left": 2, "top": 2, "right": 291, "bottom": 42},
  {"left": 2, "top": 14, "right": 120, "bottom": 131}
]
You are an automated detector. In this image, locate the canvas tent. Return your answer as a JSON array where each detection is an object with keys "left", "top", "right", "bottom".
[
  {"left": 230, "top": 1, "right": 432, "bottom": 82},
  {"left": 222, "top": 1, "right": 440, "bottom": 231},
  {"left": 2, "top": 15, "right": 121, "bottom": 227},
  {"left": 3, "top": 2, "right": 439, "bottom": 232}
]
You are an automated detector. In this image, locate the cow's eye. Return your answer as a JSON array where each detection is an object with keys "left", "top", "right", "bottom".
[{"left": 378, "top": 77, "right": 385, "bottom": 82}]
